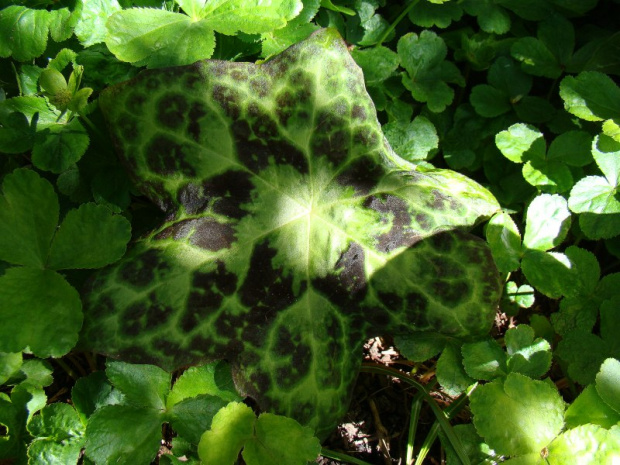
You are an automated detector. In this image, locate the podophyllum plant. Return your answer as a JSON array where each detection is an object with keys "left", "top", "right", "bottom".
[{"left": 79, "top": 28, "right": 502, "bottom": 440}]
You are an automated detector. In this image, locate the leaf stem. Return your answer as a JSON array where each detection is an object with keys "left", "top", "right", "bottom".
[
  {"left": 360, "top": 363, "right": 472, "bottom": 465},
  {"left": 376, "top": 0, "right": 420, "bottom": 46},
  {"left": 413, "top": 385, "right": 475, "bottom": 464},
  {"left": 321, "top": 448, "right": 375, "bottom": 465},
  {"left": 405, "top": 393, "right": 423, "bottom": 464},
  {"left": 55, "top": 358, "right": 78, "bottom": 379}
]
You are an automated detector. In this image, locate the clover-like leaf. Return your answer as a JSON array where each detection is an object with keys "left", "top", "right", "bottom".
[
  {"left": 81, "top": 29, "right": 501, "bottom": 438},
  {"left": 511, "top": 15, "right": 575, "bottom": 79},
  {"left": 505, "top": 324, "right": 552, "bottom": 378},
  {"left": 26, "top": 403, "right": 85, "bottom": 465},
  {"left": 397, "top": 30, "right": 465, "bottom": 112},
  {"left": 198, "top": 401, "right": 321, "bottom": 465},
  {"left": 105, "top": 1, "right": 303, "bottom": 68}
]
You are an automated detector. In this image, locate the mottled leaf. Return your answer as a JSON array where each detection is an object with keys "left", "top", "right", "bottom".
[{"left": 82, "top": 29, "right": 501, "bottom": 438}]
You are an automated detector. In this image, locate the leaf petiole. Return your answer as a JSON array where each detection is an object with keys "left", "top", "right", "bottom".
[
  {"left": 376, "top": 0, "right": 420, "bottom": 46},
  {"left": 361, "top": 362, "right": 473, "bottom": 465}
]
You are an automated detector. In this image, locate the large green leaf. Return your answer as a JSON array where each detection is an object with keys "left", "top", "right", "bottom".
[{"left": 81, "top": 29, "right": 501, "bottom": 439}]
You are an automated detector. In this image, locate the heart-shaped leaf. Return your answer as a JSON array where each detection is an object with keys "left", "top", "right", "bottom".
[{"left": 81, "top": 29, "right": 501, "bottom": 438}]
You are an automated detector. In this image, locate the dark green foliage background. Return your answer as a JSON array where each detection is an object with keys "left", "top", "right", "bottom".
[{"left": 1, "top": 0, "right": 620, "bottom": 464}]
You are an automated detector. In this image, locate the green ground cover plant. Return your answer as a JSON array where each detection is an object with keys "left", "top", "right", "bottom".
[{"left": 0, "top": 0, "right": 619, "bottom": 464}]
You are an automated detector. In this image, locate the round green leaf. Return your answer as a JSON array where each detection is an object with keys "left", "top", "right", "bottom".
[
  {"left": 579, "top": 212, "right": 620, "bottom": 240},
  {"left": 522, "top": 159, "right": 573, "bottom": 193},
  {"left": 74, "top": 0, "right": 122, "bottom": 47},
  {"left": 0, "top": 352, "right": 22, "bottom": 385},
  {"left": 383, "top": 116, "right": 438, "bottom": 161},
  {"left": 592, "top": 134, "right": 620, "bottom": 187},
  {"left": 462, "top": 339, "right": 507, "bottom": 381},
  {"left": 470, "top": 84, "right": 510, "bottom": 118},
  {"left": 522, "top": 250, "right": 579, "bottom": 299},
  {"left": 351, "top": 45, "right": 399, "bottom": 85},
  {"left": 505, "top": 325, "right": 551, "bottom": 378},
  {"left": 595, "top": 358, "right": 620, "bottom": 415},
  {"left": 198, "top": 402, "right": 255, "bottom": 465},
  {"left": 559, "top": 71, "right": 620, "bottom": 122},
  {"left": 569, "top": 176, "right": 620, "bottom": 214},
  {"left": 27, "top": 403, "right": 84, "bottom": 440},
  {"left": 547, "top": 131, "right": 593, "bottom": 167},
  {"left": 32, "top": 119, "right": 90, "bottom": 174},
  {"left": 167, "top": 361, "right": 242, "bottom": 409},
  {"left": 168, "top": 394, "right": 229, "bottom": 444},
  {"left": 436, "top": 344, "right": 474, "bottom": 396},
  {"left": 47, "top": 203, "right": 131, "bottom": 270},
  {"left": 496, "top": 123, "right": 545, "bottom": 164},
  {"left": 27, "top": 438, "right": 83, "bottom": 465},
  {"left": 71, "top": 372, "right": 121, "bottom": 422},
  {"left": 486, "top": 212, "right": 522, "bottom": 272},
  {"left": 470, "top": 373, "right": 565, "bottom": 456},
  {"left": 0, "top": 6, "right": 52, "bottom": 61},
  {"left": 0, "top": 112, "right": 35, "bottom": 154},
  {"left": 105, "top": 9, "right": 216, "bottom": 68},
  {"left": 0, "top": 268, "right": 82, "bottom": 357},
  {"left": 84, "top": 405, "right": 164, "bottom": 465},
  {"left": 105, "top": 361, "right": 170, "bottom": 410},
  {"left": 523, "top": 194, "right": 571, "bottom": 251},
  {"left": 0, "top": 169, "right": 59, "bottom": 268}
]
